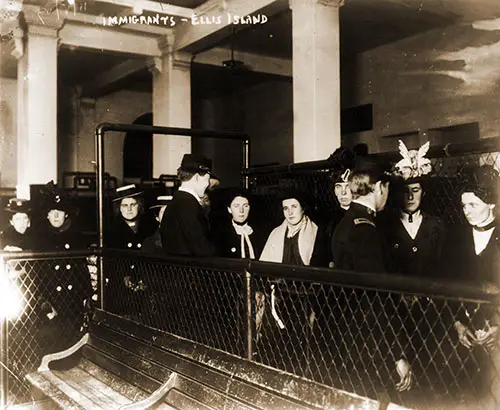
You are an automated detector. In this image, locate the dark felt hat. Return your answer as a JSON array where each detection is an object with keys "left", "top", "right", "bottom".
[
  {"left": 38, "top": 180, "right": 76, "bottom": 214},
  {"left": 43, "top": 194, "right": 75, "bottom": 214},
  {"left": 112, "top": 184, "right": 143, "bottom": 202},
  {"left": 5, "top": 198, "right": 32, "bottom": 214},
  {"left": 327, "top": 147, "right": 356, "bottom": 183},
  {"left": 277, "top": 188, "right": 310, "bottom": 213},
  {"left": 180, "top": 154, "right": 218, "bottom": 179},
  {"left": 225, "top": 188, "right": 252, "bottom": 206}
]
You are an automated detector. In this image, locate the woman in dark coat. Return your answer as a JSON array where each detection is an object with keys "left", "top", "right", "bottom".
[
  {"left": 39, "top": 187, "right": 87, "bottom": 252},
  {"left": 444, "top": 165, "right": 499, "bottom": 350},
  {"left": 36, "top": 185, "right": 91, "bottom": 351},
  {"left": 105, "top": 184, "right": 157, "bottom": 315},
  {"left": 441, "top": 165, "right": 500, "bottom": 407},
  {"left": 381, "top": 141, "right": 445, "bottom": 277},
  {"left": 107, "top": 185, "right": 157, "bottom": 251},
  {"left": 325, "top": 147, "right": 356, "bottom": 266},
  {"left": 0, "top": 198, "right": 37, "bottom": 251},
  {"left": 214, "top": 189, "right": 263, "bottom": 260}
]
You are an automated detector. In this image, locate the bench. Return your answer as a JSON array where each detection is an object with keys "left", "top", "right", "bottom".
[{"left": 26, "top": 309, "right": 406, "bottom": 410}]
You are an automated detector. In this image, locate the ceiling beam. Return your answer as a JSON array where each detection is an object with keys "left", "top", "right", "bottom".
[
  {"left": 174, "top": 0, "right": 287, "bottom": 53},
  {"left": 92, "top": 0, "right": 194, "bottom": 18},
  {"left": 59, "top": 21, "right": 162, "bottom": 57},
  {"left": 81, "top": 58, "right": 150, "bottom": 97}
]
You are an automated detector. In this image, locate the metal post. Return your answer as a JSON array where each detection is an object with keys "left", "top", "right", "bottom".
[
  {"left": 245, "top": 269, "right": 254, "bottom": 360},
  {"left": 243, "top": 138, "right": 249, "bottom": 189},
  {"left": 0, "top": 316, "right": 6, "bottom": 409},
  {"left": 95, "top": 127, "right": 105, "bottom": 310},
  {"left": 0, "top": 256, "right": 7, "bottom": 408}
]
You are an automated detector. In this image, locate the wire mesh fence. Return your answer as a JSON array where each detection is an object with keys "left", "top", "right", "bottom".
[
  {"left": 100, "top": 251, "right": 500, "bottom": 410},
  {"left": 0, "top": 250, "right": 498, "bottom": 409},
  {"left": 0, "top": 252, "right": 93, "bottom": 407},
  {"left": 250, "top": 269, "right": 500, "bottom": 409},
  {"left": 102, "top": 251, "right": 248, "bottom": 357}
]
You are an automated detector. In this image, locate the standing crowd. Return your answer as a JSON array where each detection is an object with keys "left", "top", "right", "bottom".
[{"left": 0, "top": 140, "right": 498, "bottom": 405}]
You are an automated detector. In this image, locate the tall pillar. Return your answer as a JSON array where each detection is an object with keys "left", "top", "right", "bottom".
[
  {"left": 150, "top": 35, "right": 192, "bottom": 177},
  {"left": 290, "top": 0, "right": 343, "bottom": 163},
  {"left": 16, "top": 10, "right": 61, "bottom": 186}
]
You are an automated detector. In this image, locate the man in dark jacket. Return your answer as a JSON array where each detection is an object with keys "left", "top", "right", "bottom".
[
  {"left": 330, "top": 156, "right": 414, "bottom": 399},
  {"left": 331, "top": 156, "right": 391, "bottom": 272},
  {"left": 160, "top": 154, "right": 217, "bottom": 257}
]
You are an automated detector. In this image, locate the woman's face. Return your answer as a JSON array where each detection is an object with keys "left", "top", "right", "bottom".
[
  {"left": 403, "top": 182, "right": 423, "bottom": 213},
  {"left": 282, "top": 198, "right": 304, "bottom": 226},
  {"left": 47, "top": 209, "right": 67, "bottom": 228},
  {"left": 461, "top": 192, "right": 495, "bottom": 226},
  {"left": 334, "top": 182, "right": 352, "bottom": 209},
  {"left": 10, "top": 212, "right": 30, "bottom": 234},
  {"left": 228, "top": 196, "right": 250, "bottom": 224},
  {"left": 120, "top": 197, "right": 139, "bottom": 220}
]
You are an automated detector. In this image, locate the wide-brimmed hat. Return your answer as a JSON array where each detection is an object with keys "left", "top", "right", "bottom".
[
  {"left": 5, "top": 198, "right": 32, "bottom": 214},
  {"left": 112, "top": 184, "right": 143, "bottom": 202},
  {"left": 179, "top": 154, "right": 218, "bottom": 180}
]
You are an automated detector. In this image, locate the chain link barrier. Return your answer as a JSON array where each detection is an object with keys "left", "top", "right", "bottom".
[
  {"left": 0, "top": 251, "right": 498, "bottom": 409},
  {"left": 0, "top": 253, "right": 93, "bottom": 406}
]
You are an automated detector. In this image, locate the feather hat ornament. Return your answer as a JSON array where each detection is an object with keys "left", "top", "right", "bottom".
[{"left": 394, "top": 140, "right": 433, "bottom": 180}]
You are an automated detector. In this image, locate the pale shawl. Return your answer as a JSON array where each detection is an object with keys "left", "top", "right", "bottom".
[{"left": 260, "top": 215, "right": 318, "bottom": 265}]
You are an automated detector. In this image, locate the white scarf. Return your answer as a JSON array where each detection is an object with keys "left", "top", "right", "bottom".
[
  {"left": 260, "top": 215, "right": 318, "bottom": 265},
  {"left": 232, "top": 221, "right": 255, "bottom": 259}
]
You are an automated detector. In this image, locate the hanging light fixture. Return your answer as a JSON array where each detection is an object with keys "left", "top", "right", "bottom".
[{"left": 222, "top": 27, "right": 245, "bottom": 70}]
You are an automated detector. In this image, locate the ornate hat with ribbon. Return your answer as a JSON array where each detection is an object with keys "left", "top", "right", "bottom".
[
  {"left": 327, "top": 147, "right": 356, "bottom": 183},
  {"left": 39, "top": 180, "right": 77, "bottom": 214},
  {"left": 393, "top": 140, "right": 433, "bottom": 181}
]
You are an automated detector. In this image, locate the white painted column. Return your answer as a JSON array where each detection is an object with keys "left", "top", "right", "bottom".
[
  {"left": 290, "top": 0, "right": 343, "bottom": 163},
  {"left": 150, "top": 35, "right": 192, "bottom": 177},
  {"left": 16, "top": 12, "right": 61, "bottom": 186}
]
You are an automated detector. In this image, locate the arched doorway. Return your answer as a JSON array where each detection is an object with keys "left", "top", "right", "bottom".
[{"left": 123, "top": 113, "right": 153, "bottom": 181}]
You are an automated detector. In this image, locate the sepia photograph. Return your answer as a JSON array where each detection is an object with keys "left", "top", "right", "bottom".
[{"left": 0, "top": 0, "right": 499, "bottom": 408}]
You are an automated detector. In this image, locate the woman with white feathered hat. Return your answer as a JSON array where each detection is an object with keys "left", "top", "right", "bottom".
[{"left": 380, "top": 140, "right": 445, "bottom": 277}]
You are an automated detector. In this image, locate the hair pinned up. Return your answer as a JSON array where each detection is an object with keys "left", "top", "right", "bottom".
[{"left": 458, "top": 164, "right": 499, "bottom": 205}]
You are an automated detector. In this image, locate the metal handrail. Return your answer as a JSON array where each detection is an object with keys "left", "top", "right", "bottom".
[
  {"left": 0, "top": 246, "right": 496, "bottom": 303},
  {"left": 0, "top": 250, "right": 94, "bottom": 262},
  {"left": 243, "top": 136, "right": 500, "bottom": 176},
  {"left": 101, "top": 249, "right": 499, "bottom": 303}
]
